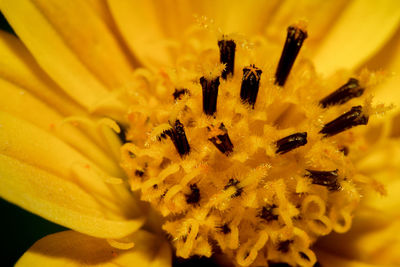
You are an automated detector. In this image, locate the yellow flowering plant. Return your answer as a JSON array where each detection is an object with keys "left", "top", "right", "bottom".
[{"left": 0, "top": 0, "right": 399, "bottom": 266}]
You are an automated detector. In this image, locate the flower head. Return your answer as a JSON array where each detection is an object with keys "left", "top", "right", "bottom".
[{"left": 0, "top": 1, "right": 399, "bottom": 267}]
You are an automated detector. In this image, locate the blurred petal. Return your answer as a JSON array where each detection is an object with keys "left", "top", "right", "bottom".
[
  {"left": 32, "top": 0, "right": 135, "bottom": 89},
  {"left": 0, "top": 154, "right": 144, "bottom": 239},
  {"left": 313, "top": 0, "right": 400, "bottom": 75},
  {"left": 107, "top": 0, "right": 173, "bottom": 68},
  {"left": 108, "top": 0, "right": 282, "bottom": 68},
  {"left": 265, "top": 0, "right": 349, "bottom": 44},
  {"left": 0, "top": 111, "right": 112, "bottom": 180},
  {"left": 0, "top": 0, "right": 113, "bottom": 110},
  {"left": 16, "top": 230, "right": 171, "bottom": 267},
  {"left": 0, "top": 78, "right": 122, "bottom": 177},
  {"left": 367, "top": 29, "right": 400, "bottom": 113},
  {"left": 316, "top": 250, "right": 386, "bottom": 267},
  {"left": 0, "top": 30, "right": 84, "bottom": 116}
]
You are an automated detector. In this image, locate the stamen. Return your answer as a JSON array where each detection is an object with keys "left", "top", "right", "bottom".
[
  {"left": 277, "top": 240, "right": 294, "bottom": 253},
  {"left": 319, "top": 106, "right": 369, "bottom": 137},
  {"left": 275, "top": 25, "right": 308, "bottom": 86},
  {"left": 135, "top": 169, "right": 145, "bottom": 177},
  {"left": 339, "top": 146, "right": 349, "bottom": 156},
  {"left": 259, "top": 204, "right": 278, "bottom": 222},
  {"left": 200, "top": 76, "right": 220, "bottom": 116},
  {"left": 165, "top": 120, "right": 191, "bottom": 156},
  {"left": 185, "top": 183, "right": 200, "bottom": 204},
  {"left": 173, "top": 88, "right": 190, "bottom": 100},
  {"left": 276, "top": 132, "right": 308, "bottom": 154},
  {"left": 217, "top": 223, "right": 231, "bottom": 234},
  {"left": 224, "top": 178, "right": 243, "bottom": 198},
  {"left": 240, "top": 65, "right": 262, "bottom": 108},
  {"left": 306, "top": 169, "right": 341, "bottom": 191},
  {"left": 320, "top": 78, "right": 364, "bottom": 108},
  {"left": 208, "top": 123, "right": 234, "bottom": 155},
  {"left": 218, "top": 38, "right": 236, "bottom": 79}
]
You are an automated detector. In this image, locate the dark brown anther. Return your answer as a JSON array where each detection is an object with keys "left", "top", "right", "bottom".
[
  {"left": 134, "top": 169, "right": 144, "bottom": 177},
  {"left": 277, "top": 240, "right": 294, "bottom": 253},
  {"left": 339, "top": 146, "right": 349, "bottom": 156},
  {"left": 185, "top": 184, "right": 200, "bottom": 204},
  {"left": 259, "top": 204, "right": 278, "bottom": 222},
  {"left": 275, "top": 25, "right": 307, "bottom": 86},
  {"left": 200, "top": 76, "right": 220, "bottom": 116},
  {"left": 217, "top": 223, "right": 231, "bottom": 234},
  {"left": 240, "top": 65, "right": 262, "bottom": 108},
  {"left": 306, "top": 169, "right": 341, "bottom": 191},
  {"left": 208, "top": 123, "right": 234, "bottom": 155},
  {"left": 173, "top": 88, "right": 190, "bottom": 100},
  {"left": 218, "top": 39, "right": 236, "bottom": 79},
  {"left": 224, "top": 178, "right": 243, "bottom": 198},
  {"left": 320, "top": 78, "right": 364, "bottom": 108},
  {"left": 276, "top": 132, "right": 307, "bottom": 154},
  {"left": 164, "top": 120, "right": 190, "bottom": 156},
  {"left": 319, "top": 106, "right": 369, "bottom": 137}
]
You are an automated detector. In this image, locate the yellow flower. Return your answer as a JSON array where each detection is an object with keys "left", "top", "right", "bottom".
[{"left": 0, "top": 0, "right": 399, "bottom": 266}]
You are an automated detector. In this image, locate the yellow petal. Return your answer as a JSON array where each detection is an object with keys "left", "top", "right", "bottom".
[
  {"left": 0, "top": 0, "right": 113, "bottom": 110},
  {"left": 316, "top": 250, "right": 386, "bottom": 267},
  {"left": 0, "top": 110, "right": 141, "bottom": 218},
  {"left": 265, "top": 0, "right": 349, "bottom": 44},
  {"left": 0, "top": 154, "right": 144, "bottom": 239},
  {"left": 313, "top": 0, "right": 400, "bottom": 75},
  {"left": 107, "top": 0, "right": 173, "bottom": 68},
  {"left": 108, "top": 0, "right": 281, "bottom": 68},
  {"left": 363, "top": 29, "right": 400, "bottom": 113},
  {"left": 16, "top": 230, "right": 171, "bottom": 267},
  {"left": 0, "top": 110, "right": 110, "bottom": 181},
  {"left": 32, "top": 0, "right": 135, "bottom": 90},
  {"left": 0, "top": 78, "right": 123, "bottom": 177},
  {"left": 0, "top": 30, "right": 84, "bottom": 116}
]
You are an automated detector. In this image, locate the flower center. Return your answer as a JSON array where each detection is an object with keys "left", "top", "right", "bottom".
[{"left": 121, "top": 22, "right": 384, "bottom": 267}]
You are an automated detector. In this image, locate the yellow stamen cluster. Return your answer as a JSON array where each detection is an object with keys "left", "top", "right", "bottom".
[{"left": 120, "top": 24, "right": 385, "bottom": 266}]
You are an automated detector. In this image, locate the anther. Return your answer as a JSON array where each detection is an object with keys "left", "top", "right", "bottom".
[
  {"left": 306, "top": 169, "right": 341, "bottom": 191},
  {"left": 134, "top": 169, "right": 144, "bottom": 177},
  {"left": 185, "top": 183, "right": 200, "bottom": 204},
  {"left": 218, "top": 39, "right": 236, "bottom": 79},
  {"left": 164, "top": 120, "right": 190, "bottom": 156},
  {"left": 275, "top": 25, "right": 308, "bottom": 86},
  {"left": 319, "top": 106, "right": 369, "bottom": 137},
  {"left": 259, "top": 204, "right": 278, "bottom": 222},
  {"left": 208, "top": 123, "right": 234, "bottom": 155},
  {"left": 173, "top": 88, "right": 190, "bottom": 100},
  {"left": 275, "top": 132, "right": 307, "bottom": 154},
  {"left": 200, "top": 76, "right": 220, "bottom": 116},
  {"left": 277, "top": 240, "right": 294, "bottom": 253},
  {"left": 224, "top": 178, "right": 243, "bottom": 198},
  {"left": 339, "top": 146, "right": 349, "bottom": 156},
  {"left": 217, "top": 223, "right": 231, "bottom": 234},
  {"left": 240, "top": 65, "right": 262, "bottom": 108},
  {"left": 320, "top": 78, "right": 364, "bottom": 108}
]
